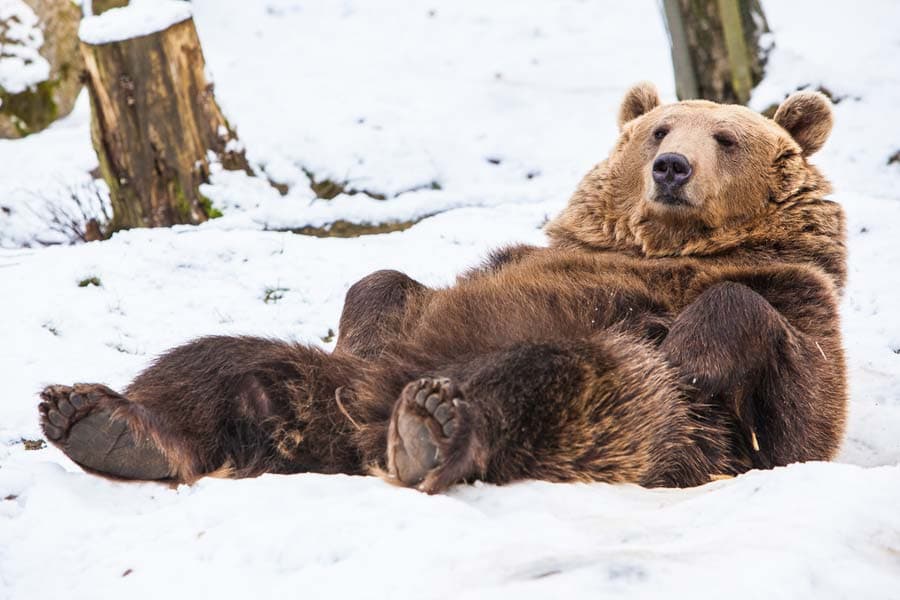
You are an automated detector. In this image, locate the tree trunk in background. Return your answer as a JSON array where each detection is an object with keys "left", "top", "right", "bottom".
[
  {"left": 661, "top": 0, "right": 770, "bottom": 104},
  {"left": 0, "top": 0, "right": 84, "bottom": 138},
  {"left": 91, "top": 0, "right": 130, "bottom": 15},
  {"left": 81, "top": 17, "right": 249, "bottom": 230}
]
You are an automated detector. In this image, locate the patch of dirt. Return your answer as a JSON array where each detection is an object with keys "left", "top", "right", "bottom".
[
  {"left": 288, "top": 217, "right": 428, "bottom": 238},
  {"left": 21, "top": 438, "right": 46, "bottom": 451}
]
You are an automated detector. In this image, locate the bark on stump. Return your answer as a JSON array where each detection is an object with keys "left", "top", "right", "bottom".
[
  {"left": 81, "top": 17, "right": 248, "bottom": 230},
  {"left": 661, "top": 0, "right": 770, "bottom": 104}
]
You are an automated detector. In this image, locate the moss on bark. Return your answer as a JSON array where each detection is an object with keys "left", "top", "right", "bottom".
[{"left": 0, "top": 79, "right": 59, "bottom": 136}]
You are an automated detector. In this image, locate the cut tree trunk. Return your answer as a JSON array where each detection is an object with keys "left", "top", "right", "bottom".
[
  {"left": 661, "top": 0, "right": 770, "bottom": 104},
  {"left": 81, "top": 16, "right": 248, "bottom": 230}
]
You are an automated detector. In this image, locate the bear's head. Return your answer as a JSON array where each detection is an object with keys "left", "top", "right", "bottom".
[{"left": 546, "top": 82, "right": 846, "bottom": 286}]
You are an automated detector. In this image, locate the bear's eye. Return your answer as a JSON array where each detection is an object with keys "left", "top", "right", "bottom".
[
  {"left": 714, "top": 133, "right": 736, "bottom": 148},
  {"left": 652, "top": 127, "right": 669, "bottom": 141}
]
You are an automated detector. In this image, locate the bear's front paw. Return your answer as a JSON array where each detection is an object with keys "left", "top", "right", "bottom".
[{"left": 387, "top": 377, "right": 484, "bottom": 494}]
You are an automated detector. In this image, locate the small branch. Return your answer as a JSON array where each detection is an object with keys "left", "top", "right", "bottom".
[{"left": 334, "top": 387, "right": 361, "bottom": 431}]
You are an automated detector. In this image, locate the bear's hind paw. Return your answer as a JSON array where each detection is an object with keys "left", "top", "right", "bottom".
[
  {"left": 387, "top": 377, "right": 484, "bottom": 494},
  {"left": 38, "top": 383, "right": 172, "bottom": 481}
]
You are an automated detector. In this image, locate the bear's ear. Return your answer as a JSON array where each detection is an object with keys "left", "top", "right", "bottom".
[
  {"left": 618, "top": 82, "right": 661, "bottom": 129},
  {"left": 773, "top": 91, "right": 833, "bottom": 156}
]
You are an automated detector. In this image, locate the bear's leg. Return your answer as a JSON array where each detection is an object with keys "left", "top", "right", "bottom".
[
  {"left": 386, "top": 337, "right": 706, "bottom": 493},
  {"left": 334, "top": 269, "right": 428, "bottom": 359},
  {"left": 660, "top": 281, "right": 833, "bottom": 468},
  {"left": 39, "top": 336, "right": 362, "bottom": 482}
]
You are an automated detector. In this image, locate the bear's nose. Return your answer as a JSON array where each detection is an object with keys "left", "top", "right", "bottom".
[{"left": 652, "top": 153, "right": 692, "bottom": 189}]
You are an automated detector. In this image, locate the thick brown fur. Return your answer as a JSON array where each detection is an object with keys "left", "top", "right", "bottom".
[{"left": 39, "top": 83, "right": 847, "bottom": 493}]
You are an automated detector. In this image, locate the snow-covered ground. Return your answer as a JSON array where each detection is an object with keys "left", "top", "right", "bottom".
[{"left": 2, "top": 1, "right": 899, "bottom": 598}]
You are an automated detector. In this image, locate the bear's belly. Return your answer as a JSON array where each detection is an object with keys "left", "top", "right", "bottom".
[{"left": 409, "top": 268, "right": 676, "bottom": 350}]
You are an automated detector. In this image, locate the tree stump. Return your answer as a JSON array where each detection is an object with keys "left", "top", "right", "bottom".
[
  {"left": 0, "top": 0, "right": 84, "bottom": 138},
  {"left": 80, "top": 8, "right": 248, "bottom": 230},
  {"left": 661, "top": 0, "right": 770, "bottom": 104}
]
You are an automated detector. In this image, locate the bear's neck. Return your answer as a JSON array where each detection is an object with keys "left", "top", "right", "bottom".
[{"left": 545, "top": 176, "right": 846, "bottom": 290}]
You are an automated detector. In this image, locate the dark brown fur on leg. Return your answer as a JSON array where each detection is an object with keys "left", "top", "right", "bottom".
[
  {"left": 382, "top": 334, "right": 725, "bottom": 493},
  {"left": 41, "top": 336, "right": 366, "bottom": 483}
]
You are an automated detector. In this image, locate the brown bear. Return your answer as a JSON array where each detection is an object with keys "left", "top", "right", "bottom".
[{"left": 38, "top": 82, "right": 847, "bottom": 494}]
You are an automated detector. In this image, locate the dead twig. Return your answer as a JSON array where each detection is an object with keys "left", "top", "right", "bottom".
[{"left": 334, "top": 386, "right": 361, "bottom": 431}]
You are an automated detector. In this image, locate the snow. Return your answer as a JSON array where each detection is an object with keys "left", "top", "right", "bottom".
[
  {"left": 79, "top": 0, "right": 191, "bottom": 45},
  {"left": 0, "top": 93, "right": 101, "bottom": 247},
  {"left": 2, "top": 0, "right": 900, "bottom": 598},
  {"left": 2, "top": 462, "right": 897, "bottom": 598},
  {"left": 0, "top": 0, "right": 50, "bottom": 94}
]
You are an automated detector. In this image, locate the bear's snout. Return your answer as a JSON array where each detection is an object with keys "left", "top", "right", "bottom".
[{"left": 652, "top": 152, "right": 692, "bottom": 203}]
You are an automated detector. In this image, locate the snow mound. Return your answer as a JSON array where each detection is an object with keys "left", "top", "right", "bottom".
[
  {"left": 0, "top": 0, "right": 50, "bottom": 94},
  {"left": 79, "top": 0, "right": 192, "bottom": 45}
]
